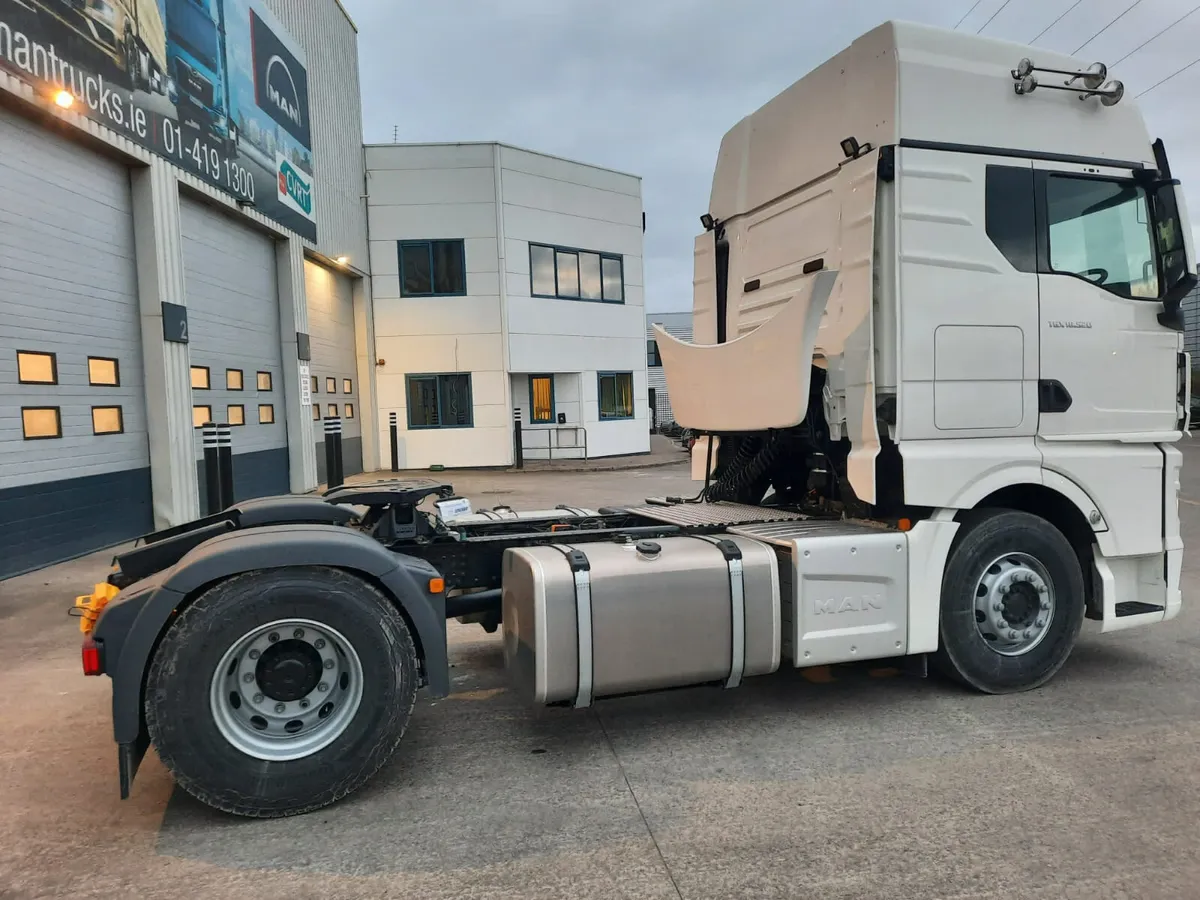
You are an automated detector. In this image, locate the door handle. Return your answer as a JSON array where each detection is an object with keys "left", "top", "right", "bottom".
[{"left": 1038, "top": 380, "right": 1073, "bottom": 414}]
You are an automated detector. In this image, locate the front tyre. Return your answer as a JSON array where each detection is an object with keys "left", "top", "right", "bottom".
[
  {"left": 145, "top": 567, "right": 419, "bottom": 817},
  {"left": 935, "top": 510, "right": 1085, "bottom": 694}
]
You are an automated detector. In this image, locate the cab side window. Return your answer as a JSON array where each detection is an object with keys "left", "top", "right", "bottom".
[{"left": 1044, "top": 175, "right": 1158, "bottom": 300}]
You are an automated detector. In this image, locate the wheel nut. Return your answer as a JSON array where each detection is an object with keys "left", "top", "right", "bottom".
[
  {"left": 1041, "top": 599, "right": 1051, "bottom": 610},
  {"left": 268, "top": 632, "right": 279, "bottom": 643},
  {"left": 242, "top": 672, "right": 254, "bottom": 683},
  {"left": 249, "top": 649, "right": 261, "bottom": 660},
  {"left": 293, "top": 628, "right": 305, "bottom": 639},
  {"left": 1037, "top": 584, "right": 1047, "bottom": 594},
  {"left": 299, "top": 699, "right": 310, "bottom": 709},
  {"left": 999, "top": 620, "right": 1010, "bottom": 630},
  {"left": 999, "top": 585, "right": 1009, "bottom": 595},
  {"left": 1009, "top": 630, "right": 1020, "bottom": 640},
  {"left": 993, "top": 602, "right": 1003, "bottom": 612},
  {"left": 274, "top": 702, "right": 286, "bottom": 714},
  {"left": 324, "top": 659, "right": 334, "bottom": 670},
  {"left": 314, "top": 639, "right": 326, "bottom": 650},
  {"left": 1023, "top": 629, "right": 1033, "bottom": 639},
  {"left": 253, "top": 693, "right": 264, "bottom": 703},
  {"left": 1036, "top": 618, "right": 1045, "bottom": 627},
  {"left": 318, "top": 682, "right": 329, "bottom": 692}
]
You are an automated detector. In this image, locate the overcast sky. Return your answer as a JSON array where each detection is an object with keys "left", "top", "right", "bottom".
[{"left": 343, "top": 0, "right": 1200, "bottom": 312}]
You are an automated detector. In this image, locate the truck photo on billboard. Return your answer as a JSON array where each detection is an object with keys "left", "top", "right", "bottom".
[{"left": 0, "top": 0, "right": 317, "bottom": 241}]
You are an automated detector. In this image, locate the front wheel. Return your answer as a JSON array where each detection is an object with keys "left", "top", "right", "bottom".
[
  {"left": 145, "top": 567, "right": 419, "bottom": 817},
  {"left": 934, "top": 510, "right": 1085, "bottom": 694}
]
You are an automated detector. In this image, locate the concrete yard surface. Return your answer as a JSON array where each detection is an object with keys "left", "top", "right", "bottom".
[{"left": 3, "top": 454, "right": 1200, "bottom": 898}]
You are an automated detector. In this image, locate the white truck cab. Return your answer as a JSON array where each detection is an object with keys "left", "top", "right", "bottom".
[{"left": 655, "top": 20, "right": 1193, "bottom": 689}]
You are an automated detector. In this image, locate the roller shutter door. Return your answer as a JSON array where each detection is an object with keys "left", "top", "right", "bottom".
[
  {"left": 305, "top": 260, "right": 362, "bottom": 481},
  {"left": 181, "top": 198, "right": 288, "bottom": 512},
  {"left": 0, "top": 107, "right": 152, "bottom": 578}
]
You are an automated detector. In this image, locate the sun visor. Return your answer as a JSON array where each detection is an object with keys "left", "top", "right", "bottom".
[{"left": 654, "top": 270, "right": 836, "bottom": 432}]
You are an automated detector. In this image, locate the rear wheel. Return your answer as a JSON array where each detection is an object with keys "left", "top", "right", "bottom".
[
  {"left": 146, "top": 567, "right": 419, "bottom": 817},
  {"left": 934, "top": 510, "right": 1085, "bottom": 694}
]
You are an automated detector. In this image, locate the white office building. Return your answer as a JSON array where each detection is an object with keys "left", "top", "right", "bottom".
[{"left": 366, "top": 142, "right": 650, "bottom": 468}]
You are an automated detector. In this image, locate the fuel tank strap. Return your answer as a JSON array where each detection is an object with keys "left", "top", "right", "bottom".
[
  {"left": 694, "top": 535, "right": 747, "bottom": 689},
  {"left": 551, "top": 544, "right": 594, "bottom": 708}
]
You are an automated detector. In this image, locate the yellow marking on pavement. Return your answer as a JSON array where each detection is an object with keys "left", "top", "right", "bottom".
[
  {"left": 800, "top": 666, "right": 836, "bottom": 684},
  {"left": 448, "top": 688, "right": 506, "bottom": 701}
]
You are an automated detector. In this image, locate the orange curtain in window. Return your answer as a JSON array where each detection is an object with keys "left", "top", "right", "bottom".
[
  {"left": 532, "top": 377, "right": 553, "bottom": 422},
  {"left": 617, "top": 374, "right": 633, "bottom": 417}
]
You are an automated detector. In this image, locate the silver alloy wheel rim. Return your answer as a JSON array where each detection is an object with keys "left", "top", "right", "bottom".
[
  {"left": 209, "top": 618, "right": 364, "bottom": 761},
  {"left": 973, "top": 552, "right": 1056, "bottom": 657}
]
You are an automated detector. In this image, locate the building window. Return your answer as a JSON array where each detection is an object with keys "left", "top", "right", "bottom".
[
  {"left": 326, "top": 377, "right": 336, "bottom": 393},
  {"left": 191, "top": 366, "right": 210, "bottom": 390},
  {"left": 228, "top": 404, "right": 245, "bottom": 426},
  {"left": 399, "top": 239, "right": 467, "bottom": 297},
  {"left": 407, "top": 373, "right": 473, "bottom": 429},
  {"left": 529, "top": 375, "right": 554, "bottom": 423},
  {"left": 22, "top": 407, "right": 61, "bottom": 439},
  {"left": 226, "top": 369, "right": 244, "bottom": 391},
  {"left": 327, "top": 403, "right": 338, "bottom": 418},
  {"left": 193, "top": 405, "right": 212, "bottom": 428},
  {"left": 312, "top": 403, "right": 321, "bottom": 421},
  {"left": 257, "top": 371, "right": 273, "bottom": 391},
  {"left": 530, "top": 243, "right": 623, "bottom": 302},
  {"left": 311, "top": 375, "right": 319, "bottom": 394},
  {"left": 647, "top": 340, "right": 661, "bottom": 367},
  {"left": 343, "top": 378, "right": 353, "bottom": 394},
  {"left": 17, "top": 351, "right": 57, "bottom": 385},
  {"left": 598, "top": 372, "right": 634, "bottom": 420},
  {"left": 88, "top": 357, "right": 120, "bottom": 386},
  {"left": 345, "top": 403, "right": 355, "bottom": 419},
  {"left": 258, "top": 404, "right": 275, "bottom": 424},
  {"left": 91, "top": 406, "right": 124, "bottom": 435}
]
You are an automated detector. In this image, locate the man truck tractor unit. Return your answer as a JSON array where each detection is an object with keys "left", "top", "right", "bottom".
[{"left": 73, "top": 21, "right": 1194, "bottom": 817}]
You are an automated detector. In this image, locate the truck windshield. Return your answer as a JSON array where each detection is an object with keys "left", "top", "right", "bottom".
[{"left": 166, "top": 0, "right": 219, "bottom": 72}]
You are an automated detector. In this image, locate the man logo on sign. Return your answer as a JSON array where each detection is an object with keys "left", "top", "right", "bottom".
[{"left": 265, "top": 55, "right": 302, "bottom": 130}]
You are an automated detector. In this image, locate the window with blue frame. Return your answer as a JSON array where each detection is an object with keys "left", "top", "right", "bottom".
[
  {"left": 399, "top": 240, "right": 467, "bottom": 297},
  {"left": 407, "top": 373, "right": 473, "bottom": 428},
  {"left": 529, "top": 374, "right": 554, "bottom": 423},
  {"left": 598, "top": 372, "right": 634, "bottom": 420},
  {"left": 530, "top": 243, "right": 623, "bottom": 303}
]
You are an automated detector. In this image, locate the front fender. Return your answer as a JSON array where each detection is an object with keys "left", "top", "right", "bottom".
[{"left": 108, "top": 524, "right": 449, "bottom": 748}]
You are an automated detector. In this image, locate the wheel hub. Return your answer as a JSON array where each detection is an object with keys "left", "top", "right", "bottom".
[
  {"left": 973, "top": 553, "right": 1056, "bottom": 657},
  {"left": 209, "top": 618, "right": 364, "bottom": 761},
  {"left": 256, "top": 640, "right": 322, "bottom": 702}
]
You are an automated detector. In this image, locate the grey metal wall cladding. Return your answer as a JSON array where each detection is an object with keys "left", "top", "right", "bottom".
[
  {"left": 646, "top": 315, "right": 692, "bottom": 428},
  {"left": 0, "top": 468, "right": 153, "bottom": 579},
  {"left": 0, "top": 106, "right": 152, "bottom": 575},
  {"left": 196, "top": 447, "right": 291, "bottom": 516},
  {"left": 180, "top": 198, "right": 289, "bottom": 495},
  {"left": 1184, "top": 281, "right": 1200, "bottom": 360},
  {"left": 305, "top": 259, "right": 362, "bottom": 478}
]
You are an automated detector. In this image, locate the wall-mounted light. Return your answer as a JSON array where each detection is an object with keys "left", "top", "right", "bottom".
[
  {"left": 700, "top": 213, "right": 715, "bottom": 232},
  {"left": 54, "top": 90, "right": 74, "bottom": 109},
  {"left": 336, "top": 256, "right": 349, "bottom": 265}
]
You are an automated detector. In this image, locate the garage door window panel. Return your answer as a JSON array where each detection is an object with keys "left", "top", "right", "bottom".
[
  {"left": 257, "top": 371, "right": 273, "bottom": 391},
  {"left": 226, "top": 369, "right": 244, "bottom": 391},
  {"left": 193, "top": 406, "right": 213, "bottom": 428},
  {"left": 407, "top": 373, "right": 473, "bottom": 429},
  {"left": 92, "top": 406, "right": 124, "bottom": 435},
  {"left": 343, "top": 378, "right": 353, "bottom": 394},
  {"left": 345, "top": 404, "right": 355, "bottom": 419},
  {"left": 191, "top": 366, "right": 211, "bottom": 390},
  {"left": 17, "top": 351, "right": 57, "bottom": 385},
  {"left": 258, "top": 405, "right": 275, "bottom": 424},
  {"left": 598, "top": 372, "right": 634, "bottom": 420},
  {"left": 228, "top": 405, "right": 245, "bottom": 426},
  {"left": 22, "top": 407, "right": 61, "bottom": 439},
  {"left": 88, "top": 357, "right": 120, "bottom": 386},
  {"left": 399, "top": 240, "right": 466, "bottom": 297}
]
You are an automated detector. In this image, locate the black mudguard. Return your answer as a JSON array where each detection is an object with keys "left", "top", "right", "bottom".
[{"left": 96, "top": 524, "right": 449, "bottom": 795}]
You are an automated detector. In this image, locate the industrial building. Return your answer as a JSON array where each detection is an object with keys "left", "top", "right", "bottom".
[
  {"left": 646, "top": 311, "right": 692, "bottom": 430},
  {"left": 366, "top": 142, "right": 650, "bottom": 468},
  {"left": 0, "top": 0, "right": 373, "bottom": 577}
]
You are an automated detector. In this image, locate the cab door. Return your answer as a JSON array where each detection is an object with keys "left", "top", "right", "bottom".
[{"left": 1035, "top": 162, "right": 1181, "bottom": 439}]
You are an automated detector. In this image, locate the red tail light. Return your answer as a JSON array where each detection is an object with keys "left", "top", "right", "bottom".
[{"left": 81, "top": 637, "right": 102, "bottom": 676}]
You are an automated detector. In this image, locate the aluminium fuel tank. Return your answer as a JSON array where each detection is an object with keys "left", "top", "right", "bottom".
[{"left": 501, "top": 534, "right": 781, "bottom": 707}]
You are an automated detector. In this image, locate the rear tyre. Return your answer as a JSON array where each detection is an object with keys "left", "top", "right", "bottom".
[
  {"left": 934, "top": 510, "right": 1085, "bottom": 694},
  {"left": 146, "top": 567, "right": 419, "bottom": 817}
]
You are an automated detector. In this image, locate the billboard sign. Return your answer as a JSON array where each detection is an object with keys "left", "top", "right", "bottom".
[{"left": 0, "top": 0, "right": 317, "bottom": 241}]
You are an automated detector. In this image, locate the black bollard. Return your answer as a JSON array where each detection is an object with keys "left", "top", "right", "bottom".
[
  {"left": 324, "top": 416, "right": 344, "bottom": 489},
  {"left": 217, "top": 423, "right": 234, "bottom": 510},
  {"left": 513, "top": 407, "right": 523, "bottom": 470},
  {"left": 202, "top": 423, "right": 221, "bottom": 514},
  {"left": 389, "top": 411, "right": 399, "bottom": 472}
]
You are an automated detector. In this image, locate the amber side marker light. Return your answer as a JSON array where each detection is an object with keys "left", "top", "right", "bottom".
[
  {"left": 428, "top": 577, "right": 445, "bottom": 594},
  {"left": 898, "top": 518, "right": 913, "bottom": 532}
]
